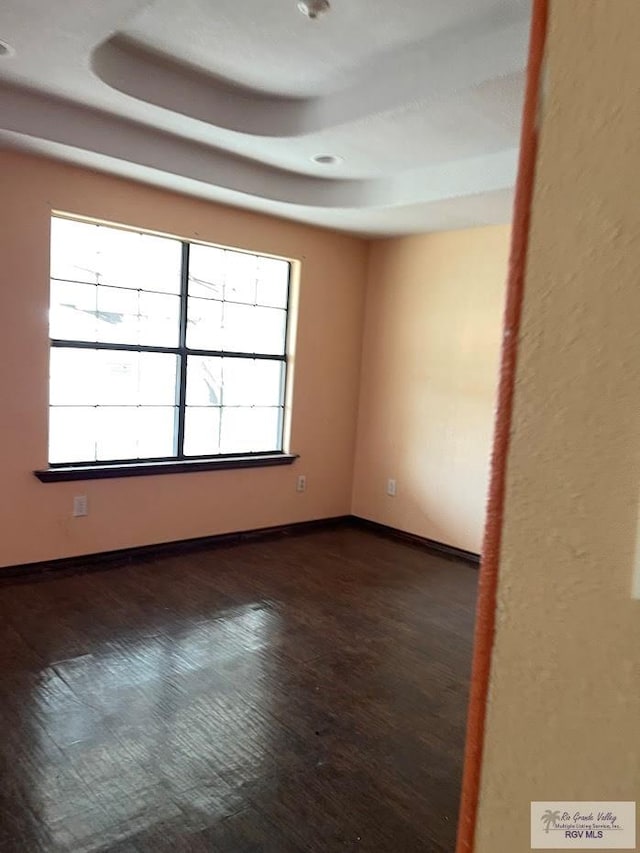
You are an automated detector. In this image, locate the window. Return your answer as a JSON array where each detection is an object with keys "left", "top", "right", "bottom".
[{"left": 46, "top": 216, "right": 291, "bottom": 470}]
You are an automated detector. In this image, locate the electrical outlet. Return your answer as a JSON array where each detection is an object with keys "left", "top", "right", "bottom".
[
  {"left": 296, "top": 474, "right": 307, "bottom": 493},
  {"left": 73, "top": 495, "right": 88, "bottom": 517},
  {"left": 386, "top": 478, "right": 397, "bottom": 497}
]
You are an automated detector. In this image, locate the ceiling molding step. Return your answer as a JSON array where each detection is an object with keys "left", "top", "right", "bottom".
[
  {"left": 0, "top": 0, "right": 529, "bottom": 234},
  {"left": 91, "top": 9, "right": 529, "bottom": 138},
  {"left": 0, "top": 83, "right": 517, "bottom": 210}
]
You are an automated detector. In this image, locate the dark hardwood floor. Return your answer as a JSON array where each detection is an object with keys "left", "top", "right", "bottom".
[{"left": 0, "top": 527, "right": 477, "bottom": 852}]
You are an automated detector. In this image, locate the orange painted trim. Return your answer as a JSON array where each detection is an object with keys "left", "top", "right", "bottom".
[{"left": 455, "top": 2, "right": 549, "bottom": 851}]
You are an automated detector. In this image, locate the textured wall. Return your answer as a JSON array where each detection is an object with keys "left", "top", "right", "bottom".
[
  {"left": 475, "top": 2, "right": 640, "bottom": 850},
  {"left": 352, "top": 227, "right": 509, "bottom": 554},
  {"left": 0, "top": 150, "right": 367, "bottom": 567}
]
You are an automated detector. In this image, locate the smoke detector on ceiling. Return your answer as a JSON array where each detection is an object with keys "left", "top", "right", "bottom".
[
  {"left": 297, "top": 0, "right": 331, "bottom": 20},
  {"left": 312, "top": 154, "right": 343, "bottom": 166},
  {"left": 0, "top": 40, "right": 14, "bottom": 57}
]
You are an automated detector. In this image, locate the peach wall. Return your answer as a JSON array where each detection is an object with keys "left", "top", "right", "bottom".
[
  {"left": 0, "top": 150, "right": 368, "bottom": 567},
  {"left": 474, "top": 1, "right": 640, "bottom": 850},
  {"left": 352, "top": 226, "right": 509, "bottom": 554}
]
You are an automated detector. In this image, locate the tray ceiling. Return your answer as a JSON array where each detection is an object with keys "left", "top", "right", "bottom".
[{"left": 0, "top": 0, "right": 530, "bottom": 235}]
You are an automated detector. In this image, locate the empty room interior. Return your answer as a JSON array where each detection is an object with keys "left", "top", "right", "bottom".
[{"left": 2, "top": 1, "right": 640, "bottom": 851}]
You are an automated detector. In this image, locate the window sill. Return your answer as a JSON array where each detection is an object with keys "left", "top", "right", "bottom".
[{"left": 34, "top": 453, "right": 299, "bottom": 482}]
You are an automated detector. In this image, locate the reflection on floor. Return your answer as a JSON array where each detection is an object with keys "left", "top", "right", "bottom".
[{"left": 0, "top": 527, "right": 477, "bottom": 852}]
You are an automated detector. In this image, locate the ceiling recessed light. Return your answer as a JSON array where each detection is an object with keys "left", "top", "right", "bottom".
[
  {"left": 0, "top": 41, "right": 14, "bottom": 58},
  {"left": 312, "top": 154, "right": 343, "bottom": 166},
  {"left": 297, "top": 0, "right": 330, "bottom": 20}
]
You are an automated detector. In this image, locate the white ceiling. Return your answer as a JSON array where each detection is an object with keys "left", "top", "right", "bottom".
[{"left": 0, "top": 0, "right": 530, "bottom": 235}]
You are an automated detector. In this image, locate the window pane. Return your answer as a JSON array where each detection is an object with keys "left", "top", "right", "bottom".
[
  {"left": 254, "top": 360, "right": 285, "bottom": 406},
  {"left": 49, "top": 407, "right": 96, "bottom": 463},
  {"left": 138, "top": 292, "right": 180, "bottom": 346},
  {"left": 50, "top": 218, "right": 100, "bottom": 283},
  {"left": 138, "top": 353, "right": 179, "bottom": 405},
  {"left": 184, "top": 407, "right": 221, "bottom": 456},
  {"left": 221, "top": 358, "right": 284, "bottom": 407},
  {"left": 51, "top": 282, "right": 179, "bottom": 346},
  {"left": 252, "top": 406, "right": 282, "bottom": 452},
  {"left": 222, "top": 303, "right": 287, "bottom": 355},
  {"left": 50, "top": 280, "right": 97, "bottom": 341},
  {"left": 137, "top": 407, "right": 176, "bottom": 457},
  {"left": 95, "top": 407, "right": 138, "bottom": 460},
  {"left": 136, "top": 234, "right": 182, "bottom": 294},
  {"left": 221, "top": 303, "right": 252, "bottom": 352},
  {"left": 225, "top": 250, "right": 256, "bottom": 304},
  {"left": 95, "top": 351, "right": 138, "bottom": 405},
  {"left": 51, "top": 217, "right": 181, "bottom": 293},
  {"left": 96, "top": 286, "right": 139, "bottom": 344},
  {"left": 94, "top": 406, "right": 176, "bottom": 460},
  {"left": 97, "top": 227, "right": 182, "bottom": 293},
  {"left": 219, "top": 408, "right": 254, "bottom": 454},
  {"left": 222, "top": 303, "right": 287, "bottom": 354},
  {"left": 94, "top": 351, "right": 178, "bottom": 406},
  {"left": 221, "top": 358, "right": 254, "bottom": 406},
  {"left": 186, "top": 297, "right": 223, "bottom": 350},
  {"left": 256, "top": 257, "right": 289, "bottom": 308},
  {"left": 188, "top": 245, "right": 225, "bottom": 300},
  {"left": 254, "top": 307, "right": 286, "bottom": 355},
  {"left": 50, "top": 348, "right": 97, "bottom": 406},
  {"left": 219, "top": 407, "right": 281, "bottom": 454},
  {"left": 49, "top": 348, "right": 177, "bottom": 450},
  {"left": 223, "top": 304, "right": 286, "bottom": 355},
  {"left": 186, "top": 356, "right": 222, "bottom": 406}
]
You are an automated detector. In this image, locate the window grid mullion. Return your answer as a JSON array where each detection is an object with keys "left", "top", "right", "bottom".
[
  {"left": 50, "top": 339, "right": 181, "bottom": 356},
  {"left": 175, "top": 242, "right": 190, "bottom": 459},
  {"left": 50, "top": 340, "right": 286, "bottom": 361}
]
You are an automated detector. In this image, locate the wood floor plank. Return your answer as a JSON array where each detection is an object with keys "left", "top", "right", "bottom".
[{"left": 0, "top": 527, "right": 477, "bottom": 851}]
